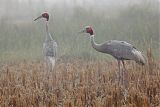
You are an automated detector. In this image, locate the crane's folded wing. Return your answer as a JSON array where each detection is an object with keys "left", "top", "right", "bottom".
[{"left": 43, "top": 41, "right": 57, "bottom": 57}]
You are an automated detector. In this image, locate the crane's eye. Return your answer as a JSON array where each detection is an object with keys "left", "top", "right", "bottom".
[{"left": 86, "top": 28, "right": 91, "bottom": 32}]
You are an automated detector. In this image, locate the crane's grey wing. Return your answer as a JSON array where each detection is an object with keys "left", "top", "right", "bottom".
[
  {"left": 101, "top": 40, "right": 135, "bottom": 60},
  {"left": 43, "top": 40, "right": 57, "bottom": 57}
]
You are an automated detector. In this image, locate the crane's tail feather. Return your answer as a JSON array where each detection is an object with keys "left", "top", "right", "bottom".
[
  {"left": 132, "top": 49, "right": 146, "bottom": 65},
  {"left": 46, "top": 57, "right": 56, "bottom": 71}
]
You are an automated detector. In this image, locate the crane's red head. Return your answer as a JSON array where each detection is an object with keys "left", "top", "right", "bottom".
[
  {"left": 86, "top": 26, "right": 93, "bottom": 35},
  {"left": 79, "top": 26, "right": 94, "bottom": 35},
  {"left": 34, "top": 12, "right": 49, "bottom": 21}
]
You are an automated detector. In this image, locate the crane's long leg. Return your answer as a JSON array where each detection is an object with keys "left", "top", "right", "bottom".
[
  {"left": 122, "top": 60, "right": 129, "bottom": 101},
  {"left": 122, "top": 60, "right": 128, "bottom": 88},
  {"left": 122, "top": 60, "right": 124, "bottom": 85},
  {"left": 122, "top": 60, "right": 126, "bottom": 70},
  {"left": 118, "top": 60, "right": 121, "bottom": 85}
]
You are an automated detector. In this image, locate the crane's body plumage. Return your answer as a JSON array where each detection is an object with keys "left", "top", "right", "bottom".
[
  {"left": 90, "top": 35, "right": 145, "bottom": 65},
  {"left": 43, "top": 35, "right": 57, "bottom": 71},
  {"left": 43, "top": 34, "right": 57, "bottom": 57},
  {"left": 43, "top": 23, "right": 57, "bottom": 72}
]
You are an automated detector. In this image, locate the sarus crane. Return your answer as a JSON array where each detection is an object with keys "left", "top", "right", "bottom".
[
  {"left": 79, "top": 26, "right": 146, "bottom": 86},
  {"left": 34, "top": 12, "right": 57, "bottom": 72}
]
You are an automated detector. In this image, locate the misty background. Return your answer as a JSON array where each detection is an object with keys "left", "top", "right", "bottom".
[{"left": 0, "top": 0, "right": 159, "bottom": 61}]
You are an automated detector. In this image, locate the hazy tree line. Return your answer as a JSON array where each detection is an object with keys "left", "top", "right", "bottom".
[{"left": 0, "top": 0, "right": 159, "bottom": 61}]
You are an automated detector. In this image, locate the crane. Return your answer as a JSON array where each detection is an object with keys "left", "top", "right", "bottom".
[
  {"left": 79, "top": 26, "right": 146, "bottom": 86},
  {"left": 34, "top": 12, "right": 57, "bottom": 72}
]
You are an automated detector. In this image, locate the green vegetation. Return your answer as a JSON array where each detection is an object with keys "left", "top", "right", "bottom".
[{"left": 0, "top": 0, "right": 159, "bottom": 61}]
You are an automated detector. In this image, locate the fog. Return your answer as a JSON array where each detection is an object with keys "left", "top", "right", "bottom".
[{"left": 0, "top": 0, "right": 159, "bottom": 61}]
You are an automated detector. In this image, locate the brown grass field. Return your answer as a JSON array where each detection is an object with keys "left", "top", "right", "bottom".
[{"left": 0, "top": 53, "right": 159, "bottom": 107}]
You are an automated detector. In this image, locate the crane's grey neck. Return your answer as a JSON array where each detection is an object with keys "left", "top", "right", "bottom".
[
  {"left": 90, "top": 35, "right": 101, "bottom": 52},
  {"left": 45, "top": 21, "right": 53, "bottom": 41}
]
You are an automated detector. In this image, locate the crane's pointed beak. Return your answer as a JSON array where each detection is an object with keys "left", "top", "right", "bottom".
[
  {"left": 34, "top": 15, "right": 43, "bottom": 21},
  {"left": 78, "top": 29, "right": 86, "bottom": 34}
]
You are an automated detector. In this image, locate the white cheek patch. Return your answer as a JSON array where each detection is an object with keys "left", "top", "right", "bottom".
[{"left": 90, "top": 35, "right": 94, "bottom": 38}]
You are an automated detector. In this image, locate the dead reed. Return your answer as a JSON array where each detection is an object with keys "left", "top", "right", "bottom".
[{"left": 0, "top": 57, "right": 159, "bottom": 107}]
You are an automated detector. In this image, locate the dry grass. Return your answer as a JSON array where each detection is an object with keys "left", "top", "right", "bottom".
[{"left": 0, "top": 57, "right": 159, "bottom": 107}]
